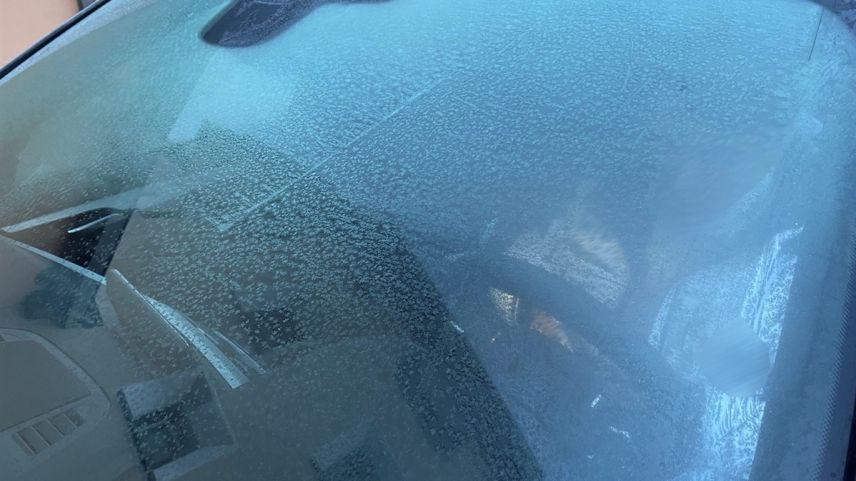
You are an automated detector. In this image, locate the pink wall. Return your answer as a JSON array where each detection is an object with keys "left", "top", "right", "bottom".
[{"left": 0, "top": 0, "right": 79, "bottom": 66}]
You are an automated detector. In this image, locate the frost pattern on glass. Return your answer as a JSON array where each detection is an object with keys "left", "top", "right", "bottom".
[{"left": 1, "top": 0, "right": 856, "bottom": 480}]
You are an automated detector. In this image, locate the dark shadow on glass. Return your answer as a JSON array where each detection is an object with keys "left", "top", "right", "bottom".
[
  {"left": 202, "top": 0, "right": 391, "bottom": 47},
  {"left": 20, "top": 266, "right": 101, "bottom": 328},
  {"left": 4, "top": 208, "right": 130, "bottom": 276},
  {"left": 117, "top": 370, "right": 234, "bottom": 481}
]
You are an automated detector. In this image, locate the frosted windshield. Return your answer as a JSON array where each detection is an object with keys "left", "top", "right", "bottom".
[{"left": 1, "top": 1, "right": 856, "bottom": 480}]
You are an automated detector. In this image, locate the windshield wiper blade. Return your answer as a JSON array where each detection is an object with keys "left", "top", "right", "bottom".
[
  {"left": 106, "top": 269, "right": 250, "bottom": 389},
  {"left": 67, "top": 211, "right": 127, "bottom": 234}
]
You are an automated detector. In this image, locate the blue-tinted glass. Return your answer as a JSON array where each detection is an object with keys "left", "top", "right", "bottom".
[{"left": 1, "top": 1, "right": 856, "bottom": 480}]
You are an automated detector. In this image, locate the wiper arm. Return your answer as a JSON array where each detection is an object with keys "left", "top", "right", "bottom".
[{"left": 66, "top": 211, "right": 127, "bottom": 234}]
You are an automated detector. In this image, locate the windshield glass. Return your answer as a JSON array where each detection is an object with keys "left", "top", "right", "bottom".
[{"left": 2, "top": 1, "right": 856, "bottom": 480}]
